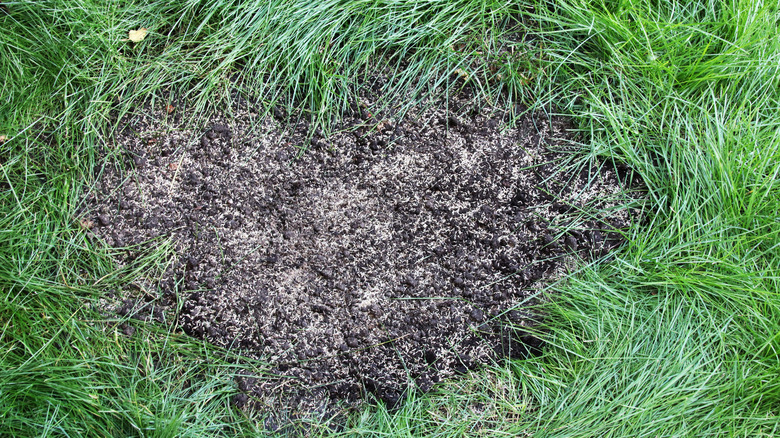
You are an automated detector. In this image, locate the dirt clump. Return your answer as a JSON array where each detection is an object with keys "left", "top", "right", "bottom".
[{"left": 85, "top": 89, "right": 637, "bottom": 416}]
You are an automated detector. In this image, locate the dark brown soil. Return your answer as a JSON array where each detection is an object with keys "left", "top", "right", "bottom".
[{"left": 84, "top": 85, "right": 638, "bottom": 420}]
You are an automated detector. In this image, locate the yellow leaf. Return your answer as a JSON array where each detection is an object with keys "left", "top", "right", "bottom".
[
  {"left": 454, "top": 68, "right": 469, "bottom": 80},
  {"left": 0, "top": 135, "right": 7, "bottom": 144},
  {"left": 128, "top": 28, "right": 148, "bottom": 43}
]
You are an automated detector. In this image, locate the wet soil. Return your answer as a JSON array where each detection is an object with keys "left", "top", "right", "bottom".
[{"left": 84, "top": 85, "right": 639, "bottom": 419}]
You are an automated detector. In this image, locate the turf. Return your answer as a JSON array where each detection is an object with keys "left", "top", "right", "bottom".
[{"left": 1, "top": 0, "right": 778, "bottom": 436}]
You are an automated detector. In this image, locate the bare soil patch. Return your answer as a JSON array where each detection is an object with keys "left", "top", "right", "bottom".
[{"left": 84, "top": 85, "right": 638, "bottom": 419}]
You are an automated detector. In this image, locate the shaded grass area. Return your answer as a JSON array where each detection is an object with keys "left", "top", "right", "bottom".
[{"left": 1, "top": 0, "right": 778, "bottom": 436}]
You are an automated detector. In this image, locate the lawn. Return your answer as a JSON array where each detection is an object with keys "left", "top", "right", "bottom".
[{"left": 1, "top": 0, "right": 778, "bottom": 436}]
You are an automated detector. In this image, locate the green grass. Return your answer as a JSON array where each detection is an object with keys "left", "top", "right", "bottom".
[{"left": 2, "top": 0, "right": 779, "bottom": 436}]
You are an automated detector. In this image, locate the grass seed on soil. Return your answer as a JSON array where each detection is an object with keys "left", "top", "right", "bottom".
[{"left": 85, "top": 89, "right": 636, "bottom": 415}]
